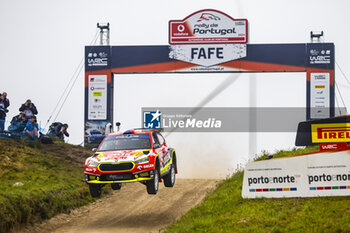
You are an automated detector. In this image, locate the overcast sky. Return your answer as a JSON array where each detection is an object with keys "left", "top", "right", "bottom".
[{"left": 1, "top": 0, "right": 349, "bottom": 177}]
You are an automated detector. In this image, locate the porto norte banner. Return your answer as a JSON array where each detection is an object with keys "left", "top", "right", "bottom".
[{"left": 242, "top": 149, "right": 350, "bottom": 198}]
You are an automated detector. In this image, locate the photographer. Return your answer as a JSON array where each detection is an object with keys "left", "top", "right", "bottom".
[
  {"left": 19, "top": 99, "right": 38, "bottom": 122},
  {"left": 24, "top": 116, "right": 39, "bottom": 140},
  {"left": 8, "top": 112, "right": 26, "bottom": 132},
  {"left": 0, "top": 94, "right": 9, "bottom": 132},
  {"left": 11, "top": 112, "right": 26, "bottom": 124},
  {"left": 50, "top": 122, "right": 69, "bottom": 140}
]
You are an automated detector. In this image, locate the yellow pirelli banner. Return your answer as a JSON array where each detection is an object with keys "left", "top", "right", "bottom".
[{"left": 311, "top": 123, "right": 350, "bottom": 143}]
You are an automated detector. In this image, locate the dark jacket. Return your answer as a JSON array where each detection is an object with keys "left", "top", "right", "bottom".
[
  {"left": 0, "top": 99, "right": 8, "bottom": 119},
  {"left": 54, "top": 123, "right": 69, "bottom": 139},
  {"left": 19, "top": 103, "right": 38, "bottom": 119},
  {"left": 11, "top": 114, "right": 25, "bottom": 124},
  {"left": 3, "top": 98, "right": 9, "bottom": 109}
]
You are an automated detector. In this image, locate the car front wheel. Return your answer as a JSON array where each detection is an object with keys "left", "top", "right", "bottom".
[
  {"left": 89, "top": 184, "right": 102, "bottom": 197},
  {"left": 111, "top": 183, "right": 122, "bottom": 190},
  {"left": 146, "top": 170, "right": 159, "bottom": 195},
  {"left": 163, "top": 164, "right": 176, "bottom": 187}
]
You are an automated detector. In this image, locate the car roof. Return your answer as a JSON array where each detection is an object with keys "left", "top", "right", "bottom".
[{"left": 106, "top": 128, "right": 162, "bottom": 137}]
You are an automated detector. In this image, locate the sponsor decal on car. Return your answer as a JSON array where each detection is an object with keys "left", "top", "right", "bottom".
[{"left": 137, "top": 164, "right": 154, "bottom": 170}]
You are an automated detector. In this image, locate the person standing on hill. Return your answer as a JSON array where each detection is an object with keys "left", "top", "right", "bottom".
[
  {"left": 2, "top": 92, "right": 9, "bottom": 108},
  {"left": 19, "top": 99, "right": 38, "bottom": 122},
  {"left": 0, "top": 94, "right": 9, "bottom": 132}
]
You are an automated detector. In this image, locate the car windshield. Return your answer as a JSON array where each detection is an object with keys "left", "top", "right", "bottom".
[{"left": 98, "top": 134, "right": 151, "bottom": 151}]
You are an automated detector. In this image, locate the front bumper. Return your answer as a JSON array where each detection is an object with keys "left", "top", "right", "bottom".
[{"left": 85, "top": 170, "right": 155, "bottom": 184}]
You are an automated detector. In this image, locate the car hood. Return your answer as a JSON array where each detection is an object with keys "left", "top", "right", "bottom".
[{"left": 93, "top": 149, "right": 151, "bottom": 163}]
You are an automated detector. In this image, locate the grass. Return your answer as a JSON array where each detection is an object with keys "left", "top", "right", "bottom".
[
  {"left": 166, "top": 147, "right": 350, "bottom": 233},
  {"left": 254, "top": 146, "right": 319, "bottom": 161},
  {"left": 0, "top": 138, "right": 108, "bottom": 233}
]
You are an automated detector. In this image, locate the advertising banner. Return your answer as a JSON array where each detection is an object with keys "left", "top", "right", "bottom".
[
  {"left": 169, "top": 9, "right": 248, "bottom": 45},
  {"left": 84, "top": 46, "right": 113, "bottom": 145},
  {"left": 311, "top": 123, "right": 350, "bottom": 143},
  {"left": 310, "top": 73, "right": 330, "bottom": 119},
  {"left": 306, "top": 43, "right": 334, "bottom": 69},
  {"left": 295, "top": 115, "right": 349, "bottom": 146},
  {"left": 88, "top": 75, "right": 107, "bottom": 120},
  {"left": 242, "top": 149, "right": 350, "bottom": 198},
  {"left": 85, "top": 46, "right": 111, "bottom": 72},
  {"left": 169, "top": 44, "right": 246, "bottom": 71}
]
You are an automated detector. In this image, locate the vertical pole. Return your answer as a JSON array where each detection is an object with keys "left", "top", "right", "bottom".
[
  {"left": 97, "top": 23, "right": 110, "bottom": 46},
  {"left": 100, "top": 30, "right": 103, "bottom": 45},
  {"left": 106, "top": 23, "right": 110, "bottom": 45},
  {"left": 249, "top": 73, "right": 257, "bottom": 160}
]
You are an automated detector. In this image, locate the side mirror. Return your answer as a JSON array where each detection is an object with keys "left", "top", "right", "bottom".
[
  {"left": 153, "top": 143, "right": 161, "bottom": 149},
  {"left": 92, "top": 148, "right": 97, "bottom": 152}
]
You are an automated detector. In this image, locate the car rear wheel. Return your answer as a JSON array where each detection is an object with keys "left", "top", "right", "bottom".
[
  {"left": 89, "top": 184, "right": 102, "bottom": 198},
  {"left": 111, "top": 183, "right": 122, "bottom": 190},
  {"left": 146, "top": 170, "right": 159, "bottom": 195},
  {"left": 163, "top": 164, "right": 176, "bottom": 187}
]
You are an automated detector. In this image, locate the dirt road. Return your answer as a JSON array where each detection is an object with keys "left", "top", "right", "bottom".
[{"left": 17, "top": 179, "right": 220, "bottom": 233}]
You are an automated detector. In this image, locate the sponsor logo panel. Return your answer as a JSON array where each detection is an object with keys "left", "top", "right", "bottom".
[
  {"left": 311, "top": 123, "right": 350, "bottom": 143},
  {"left": 87, "top": 52, "right": 109, "bottom": 67},
  {"left": 88, "top": 75, "right": 107, "bottom": 120},
  {"left": 169, "top": 9, "right": 248, "bottom": 44},
  {"left": 310, "top": 73, "right": 330, "bottom": 119}
]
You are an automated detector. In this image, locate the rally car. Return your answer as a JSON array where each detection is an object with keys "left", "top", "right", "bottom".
[{"left": 84, "top": 128, "right": 177, "bottom": 197}]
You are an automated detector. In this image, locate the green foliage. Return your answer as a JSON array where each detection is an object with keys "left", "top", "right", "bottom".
[
  {"left": 166, "top": 148, "right": 350, "bottom": 233},
  {"left": 0, "top": 139, "right": 103, "bottom": 233},
  {"left": 254, "top": 146, "right": 319, "bottom": 161}
]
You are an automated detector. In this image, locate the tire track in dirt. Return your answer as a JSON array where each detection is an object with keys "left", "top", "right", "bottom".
[{"left": 16, "top": 179, "right": 220, "bottom": 233}]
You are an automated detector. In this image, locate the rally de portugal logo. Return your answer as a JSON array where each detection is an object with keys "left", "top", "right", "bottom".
[{"left": 143, "top": 110, "right": 162, "bottom": 129}]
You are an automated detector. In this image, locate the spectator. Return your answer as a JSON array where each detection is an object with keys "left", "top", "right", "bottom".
[
  {"left": 2, "top": 92, "right": 10, "bottom": 108},
  {"left": 19, "top": 99, "right": 38, "bottom": 121},
  {"left": 24, "top": 116, "right": 39, "bottom": 140},
  {"left": 0, "top": 94, "right": 9, "bottom": 132},
  {"left": 54, "top": 123, "right": 69, "bottom": 140},
  {"left": 8, "top": 112, "right": 26, "bottom": 132},
  {"left": 11, "top": 112, "right": 26, "bottom": 124},
  {"left": 105, "top": 122, "right": 113, "bottom": 134}
]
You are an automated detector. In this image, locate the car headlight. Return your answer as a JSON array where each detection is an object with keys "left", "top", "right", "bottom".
[
  {"left": 88, "top": 160, "right": 99, "bottom": 167},
  {"left": 134, "top": 157, "right": 150, "bottom": 164}
]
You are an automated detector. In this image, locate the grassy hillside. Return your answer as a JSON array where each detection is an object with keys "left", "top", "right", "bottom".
[
  {"left": 166, "top": 147, "right": 350, "bottom": 233},
  {"left": 0, "top": 138, "right": 105, "bottom": 233}
]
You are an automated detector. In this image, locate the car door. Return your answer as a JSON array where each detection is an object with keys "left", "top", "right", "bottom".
[
  {"left": 155, "top": 132, "right": 170, "bottom": 171},
  {"left": 152, "top": 132, "right": 163, "bottom": 166}
]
